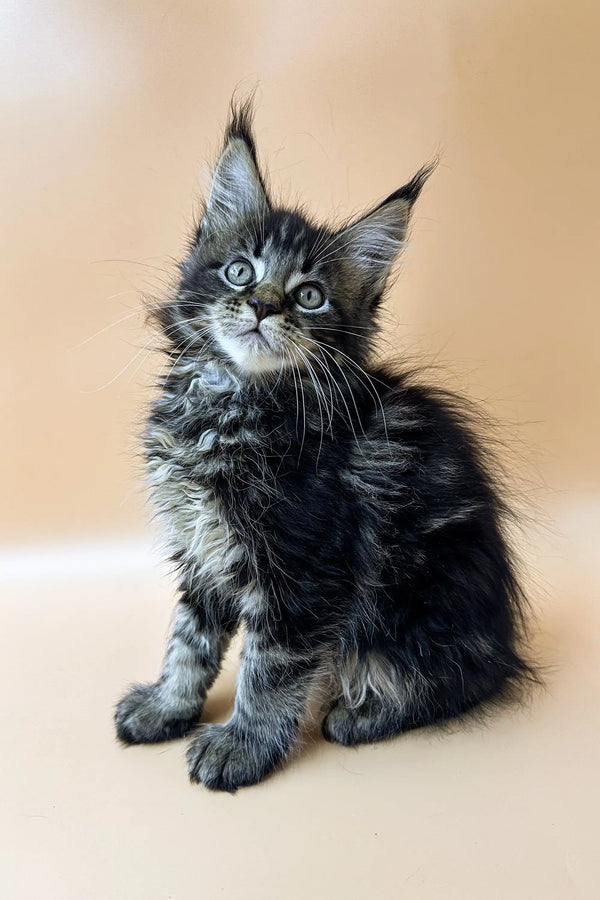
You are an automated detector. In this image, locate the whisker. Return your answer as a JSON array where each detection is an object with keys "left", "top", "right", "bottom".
[
  {"left": 303, "top": 335, "right": 390, "bottom": 446},
  {"left": 68, "top": 310, "right": 142, "bottom": 351},
  {"left": 284, "top": 339, "right": 328, "bottom": 468}
]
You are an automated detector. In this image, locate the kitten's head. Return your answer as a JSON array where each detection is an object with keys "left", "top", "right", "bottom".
[{"left": 158, "top": 101, "right": 433, "bottom": 378}]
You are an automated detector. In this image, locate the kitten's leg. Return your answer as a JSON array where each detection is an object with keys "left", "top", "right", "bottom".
[
  {"left": 115, "top": 595, "right": 236, "bottom": 744},
  {"left": 321, "top": 638, "right": 512, "bottom": 745},
  {"left": 186, "top": 632, "right": 319, "bottom": 791}
]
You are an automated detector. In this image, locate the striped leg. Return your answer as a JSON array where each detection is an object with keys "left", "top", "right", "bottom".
[
  {"left": 187, "top": 632, "right": 318, "bottom": 791},
  {"left": 115, "top": 597, "right": 236, "bottom": 744}
]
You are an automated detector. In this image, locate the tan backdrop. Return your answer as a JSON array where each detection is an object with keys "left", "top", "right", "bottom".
[{"left": 3, "top": 0, "right": 599, "bottom": 547}]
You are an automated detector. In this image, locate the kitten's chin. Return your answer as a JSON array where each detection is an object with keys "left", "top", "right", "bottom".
[{"left": 214, "top": 329, "right": 285, "bottom": 375}]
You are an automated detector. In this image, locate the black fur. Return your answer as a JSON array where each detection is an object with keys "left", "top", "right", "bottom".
[{"left": 115, "top": 102, "right": 534, "bottom": 791}]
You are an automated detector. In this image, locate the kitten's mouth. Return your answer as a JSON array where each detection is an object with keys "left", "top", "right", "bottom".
[
  {"left": 213, "top": 321, "right": 284, "bottom": 374},
  {"left": 239, "top": 327, "right": 272, "bottom": 351}
]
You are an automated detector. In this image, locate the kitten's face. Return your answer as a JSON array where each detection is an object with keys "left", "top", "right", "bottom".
[
  {"left": 178, "top": 210, "right": 371, "bottom": 374},
  {"left": 160, "top": 104, "right": 430, "bottom": 378}
]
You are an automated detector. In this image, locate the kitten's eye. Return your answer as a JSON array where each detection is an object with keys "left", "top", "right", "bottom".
[
  {"left": 225, "top": 259, "right": 255, "bottom": 286},
  {"left": 294, "top": 283, "right": 326, "bottom": 310}
]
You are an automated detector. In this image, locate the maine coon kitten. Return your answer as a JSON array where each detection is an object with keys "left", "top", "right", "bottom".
[{"left": 115, "top": 101, "right": 533, "bottom": 791}]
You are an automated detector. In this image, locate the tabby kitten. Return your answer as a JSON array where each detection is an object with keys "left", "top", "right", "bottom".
[{"left": 115, "top": 102, "right": 532, "bottom": 791}]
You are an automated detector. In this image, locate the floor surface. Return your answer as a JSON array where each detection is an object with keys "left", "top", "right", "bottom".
[{"left": 2, "top": 501, "right": 598, "bottom": 899}]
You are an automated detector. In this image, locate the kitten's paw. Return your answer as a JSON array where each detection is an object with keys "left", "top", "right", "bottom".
[
  {"left": 115, "top": 683, "right": 201, "bottom": 744},
  {"left": 186, "top": 723, "right": 279, "bottom": 792},
  {"left": 322, "top": 699, "right": 403, "bottom": 746},
  {"left": 322, "top": 702, "right": 362, "bottom": 746}
]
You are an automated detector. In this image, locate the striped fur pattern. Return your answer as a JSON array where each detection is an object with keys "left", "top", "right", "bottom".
[{"left": 115, "top": 101, "right": 533, "bottom": 791}]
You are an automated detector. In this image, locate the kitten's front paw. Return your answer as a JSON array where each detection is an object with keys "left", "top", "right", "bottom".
[
  {"left": 186, "top": 723, "right": 280, "bottom": 792},
  {"left": 115, "top": 683, "right": 201, "bottom": 745}
]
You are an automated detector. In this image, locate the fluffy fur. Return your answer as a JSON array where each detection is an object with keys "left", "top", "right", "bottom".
[{"left": 115, "top": 100, "right": 534, "bottom": 791}]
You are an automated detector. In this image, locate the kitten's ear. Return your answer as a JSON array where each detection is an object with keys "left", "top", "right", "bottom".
[
  {"left": 203, "top": 101, "right": 270, "bottom": 232},
  {"left": 337, "top": 162, "right": 436, "bottom": 285}
]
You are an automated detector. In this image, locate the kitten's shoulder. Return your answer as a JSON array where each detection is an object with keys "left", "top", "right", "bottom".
[
  {"left": 368, "top": 364, "right": 440, "bottom": 410},
  {"left": 368, "top": 363, "right": 482, "bottom": 438}
]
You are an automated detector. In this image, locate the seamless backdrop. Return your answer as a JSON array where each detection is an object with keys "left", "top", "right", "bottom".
[{"left": 1, "top": 2, "right": 599, "bottom": 899}]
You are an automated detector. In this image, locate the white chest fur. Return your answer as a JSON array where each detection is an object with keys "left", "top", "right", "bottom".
[{"left": 146, "top": 401, "right": 264, "bottom": 613}]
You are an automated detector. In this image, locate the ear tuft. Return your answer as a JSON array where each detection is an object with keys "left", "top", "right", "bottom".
[
  {"left": 381, "top": 159, "right": 438, "bottom": 207},
  {"left": 224, "top": 94, "right": 260, "bottom": 161}
]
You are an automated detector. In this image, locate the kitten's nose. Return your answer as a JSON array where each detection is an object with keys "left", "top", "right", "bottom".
[{"left": 247, "top": 295, "right": 280, "bottom": 323}]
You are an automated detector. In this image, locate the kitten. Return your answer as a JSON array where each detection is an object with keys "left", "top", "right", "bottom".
[{"left": 115, "top": 101, "right": 533, "bottom": 791}]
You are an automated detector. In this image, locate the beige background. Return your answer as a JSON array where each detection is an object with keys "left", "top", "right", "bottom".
[{"left": 1, "top": 1, "right": 599, "bottom": 898}]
